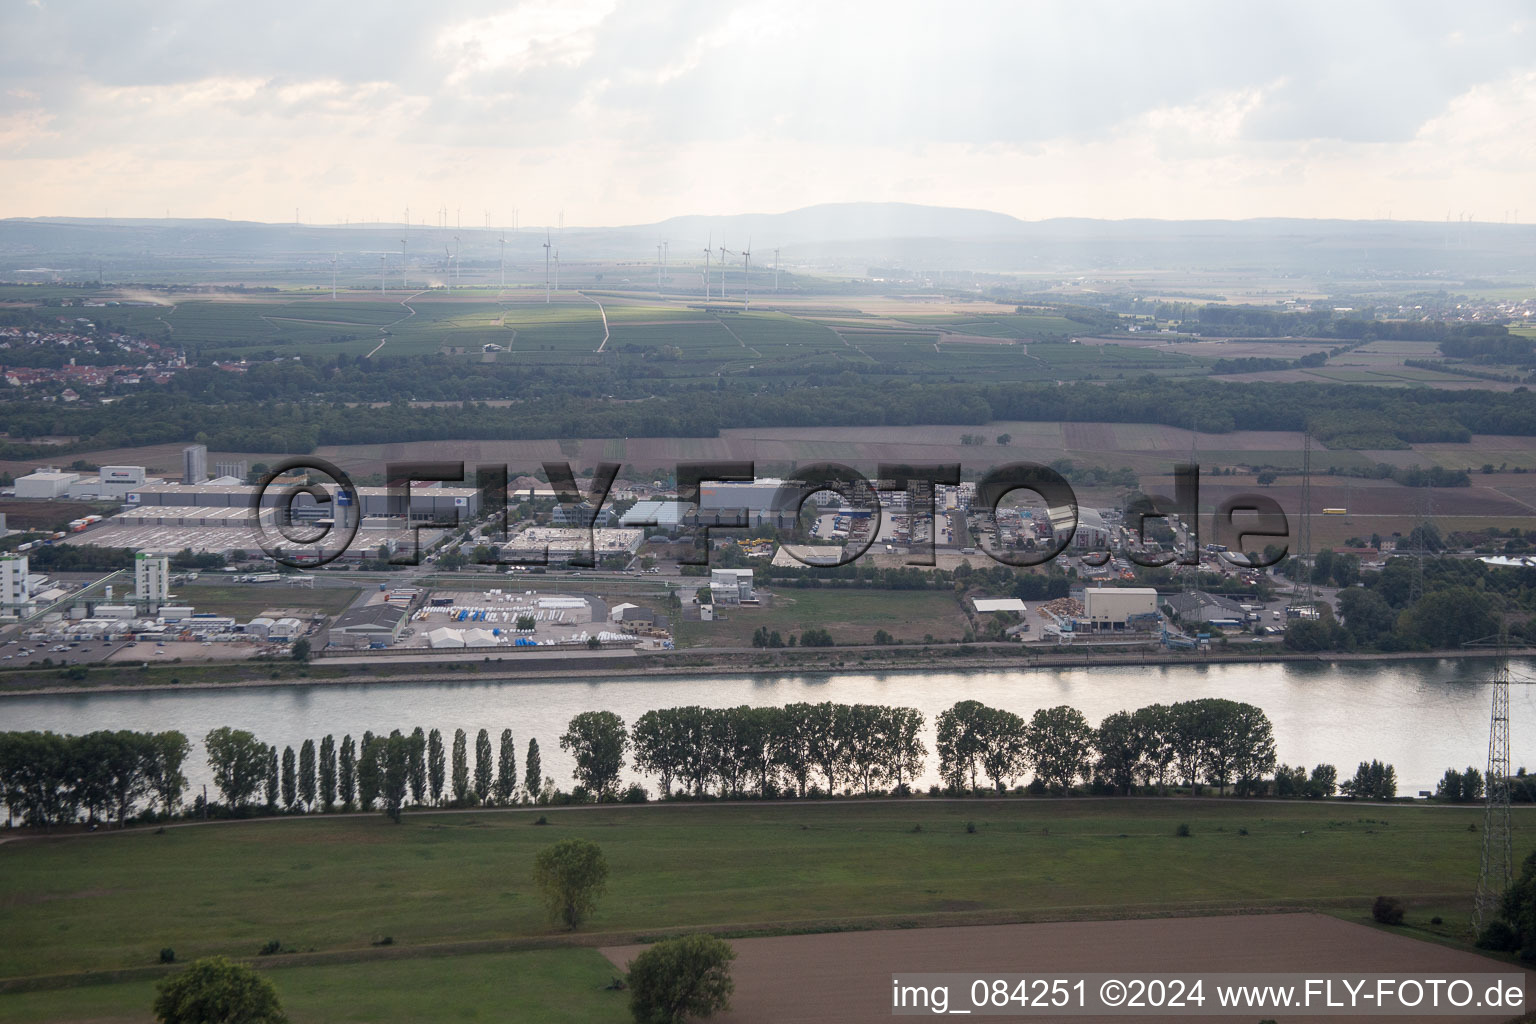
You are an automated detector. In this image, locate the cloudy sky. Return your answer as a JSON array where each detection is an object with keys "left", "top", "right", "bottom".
[{"left": 2, "top": 0, "right": 1533, "bottom": 225}]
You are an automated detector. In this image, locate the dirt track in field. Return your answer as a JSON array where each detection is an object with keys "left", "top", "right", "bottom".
[{"left": 602, "top": 913, "right": 1532, "bottom": 1023}]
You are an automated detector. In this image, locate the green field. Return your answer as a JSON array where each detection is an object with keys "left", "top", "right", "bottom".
[
  {"left": 171, "top": 582, "right": 363, "bottom": 620},
  {"left": 0, "top": 799, "right": 1507, "bottom": 1021},
  {"left": 24, "top": 289, "right": 1218, "bottom": 384},
  {"left": 675, "top": 587, "right": 971, "bottom": 647},
  {"left": 0, "top": 949, "right": 627, "bottom": 1024}
]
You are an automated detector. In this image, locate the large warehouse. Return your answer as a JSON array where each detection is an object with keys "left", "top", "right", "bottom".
[
  {"left": 125, "top": 482, "right": 480, "bottom": 521},
  {"left": 1078, "top": 586, "right": 1160, "bottom": 632}
]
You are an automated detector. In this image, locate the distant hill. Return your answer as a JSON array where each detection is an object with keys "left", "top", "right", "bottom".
[{"left": 1, "top": 202, "right": 1532, "bottom": 278}]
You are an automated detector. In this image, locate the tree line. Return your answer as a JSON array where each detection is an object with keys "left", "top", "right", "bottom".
[
  {"left": 0, "top": 729, "right": 189, "bottom": 827},
  {"left": 570, "top": 698, "right": 1304, "bottom": 802},
  {"left": 6, "top": 372, "right": 1536, "bottom": 461},
  {"left": 1, "top": 697, "right": 1421, "bottom": 828}
]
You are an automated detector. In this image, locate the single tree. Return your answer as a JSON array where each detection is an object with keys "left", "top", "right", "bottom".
[
  {"left": 427, "top": 728, "right": 446, "bottom": 805},
  {"left": 935, "top": 700, "right": 989, "bottom": 792},
  {"left": 338, "top": 734, "right": 357, "bottom": 809},
  {"left": 318, "top": 734, "right": 337, "bottom": 812},
  {"left": 560, "top": 711, "right": 629, "bottom": 799},
  {"left": 525, "top": 737, "right": 543, "bottom": 802},
  {"left": 152, "top": 955, "right": 288, "bottom": 1024},
  {"left": 280, "top": 746, "right": 297, "bottom": 811},
  {"left": 451, "top": 728, "right": 470, "bottom": 803},
  {"left": 203, "top": 727, "right": 268, "bottom": 809},
  {"left": 474, "top": 728, "right": 493, "bottom": 803},
  {"left": 298, "top": 739, "right": 316, "bottom": 810},
  {"left": 1093, "top": 710, "right": 1145, "bottom": 795},
  {"left": 978, "top": 707, "right": 1031, "bottom": 794},
  {"left": 379, "top": 731, "right": 410, "bottom": 823},
  {"left": 146, "top": 731, "right": 191, "bottom": 816},
  {"left": 533, "top": 838, "right": 609, "bottom": 929},
  {"left": 358, "top": 734, "right": 382, "bottom": 809},
  {"left": 408, "top": 727, "right": 427, "bottom": 805},
  {"left": 264, "top": 746, "right": 279, "bottom": 810},
  {"left": 876, "top": 707, "right": 926, "bottom": 793},
  {"left": 1026, "top": 705, "right": 1093, "bottom": 794},
  {"left": 495, "top": 728, "right": 518, "bottom": 805},
  {"left": 626, "top": 933, "right": 737, "bottom": 1024},
  {"left": 290, "top": 638, "right": 310, "bottom": 662}
]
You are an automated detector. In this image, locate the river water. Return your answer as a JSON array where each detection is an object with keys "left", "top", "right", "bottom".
[{"left": 4, "top": 658, "right": 1533, "bottom": 798}]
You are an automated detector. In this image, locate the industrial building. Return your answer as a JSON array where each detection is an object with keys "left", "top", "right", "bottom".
[
  {"left": 61, "top": 465, "right": 150, "bottom": 500},
  {"left": 124, "top": 482, "right": 481, "bottom": 522},
  {"left": 182, "top": 444, "right": 207, "bottom": 485},
  {"left": 134, "top": 552, "right": 171, "bottom": 606},
  {"left": 328, "top": 603, "right": 412, "bottom": 646},
  {"left": 507, "top": 527, "right": 643, "bottom": 563},
  {"left": 1078, "top": 587, "right": 1160, "bottom": 632},
  {"left": 1162, "top": 590, "right": 1249, "bottom": 627},
  {"left": 972, "top": 597, "right": 1027, "bottom": 614},
  {"left": 619, "top": 499, "right": 687, "bottom": 531},
  {"left": 1073, "top": 508, "right": 1113, "bottom": 551},
  {"left": 710, "top": 568, "right": 755, "bottom": 603},
  {"left": 2, "top": 553, "right": 36, "bottom": 617},
  {"left": 14, "top": 469, "right": 78, "bottom": 499}
]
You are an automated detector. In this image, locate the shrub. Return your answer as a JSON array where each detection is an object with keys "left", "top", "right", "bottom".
[
  {"left": 1478, "top": 919, "right": 1519, "bottom": 951},
  {"left": 159, "top": 947, "right": 176, "bottom": 964},
  {"left": 533, "top": 838, "right": 609, "bottom": 930},
  {"left": 1371, "top": 896, "right": 1405, "bottom": 925},
  {"left": 965, "top": 821, "right": 977, "bottom": 834},
  {"left": 626, "top": 934, "right": 736, "bottom": 1024},
  {"left": 621, "top": 783, "right": 649, "bottom": 804},
  {"left": 153, "top": 956, "right": 288, "bottom": 1024},
  {"left": 257, "top": 939, "right": 283, "bottom": 956},
  {"left": 1176, "top": 823, "right": 1191, "bottom": 837}
]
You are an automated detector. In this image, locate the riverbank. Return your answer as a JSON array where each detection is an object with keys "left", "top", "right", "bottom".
[{"left": 0, "top": 641, "right": 1531, "bottom": 698}]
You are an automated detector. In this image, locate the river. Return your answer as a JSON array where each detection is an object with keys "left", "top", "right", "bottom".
[{"left": 4, "top": 657, "right": 1533, "bottom": 797}]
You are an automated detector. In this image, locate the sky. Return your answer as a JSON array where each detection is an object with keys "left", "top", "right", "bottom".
[{"left": 1, "top": 0, "right": 1533, "bottom": 226}]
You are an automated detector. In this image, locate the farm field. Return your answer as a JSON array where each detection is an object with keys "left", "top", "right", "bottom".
[
  {"left": 675, "top": 587, "right": 970, "bottom": 648},
  {"left": 606, "top": 915, "right": 1532, "bottom": 1024},
  {"left": 0, "top": 799, "right": 1518, "bottom": 1021},
  {"left": 31, "top": 287, "right": 1231, "bottom": 382}
]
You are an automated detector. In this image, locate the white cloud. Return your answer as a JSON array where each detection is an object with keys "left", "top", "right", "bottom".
[
  {"left": 1, "top": 1, "right": 1535, "bottom": 223},
  {"left": 436, "top": 0, "right": 618, "bottom": 84}
]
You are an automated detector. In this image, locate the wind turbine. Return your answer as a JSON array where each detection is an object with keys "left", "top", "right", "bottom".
[
  {"left": 741, "top": 239, "right": 751, "bottom": 311},
  {"left": 553, "top": 248, "right": 560, "bottom": 292},
  {"left": 380, "top": 254, "right": 387, "bottom": 296},
  {"left": 718, "top": 240, "right": 729, "bottom": 299},
  {"left": 444, "top": 245, "right": 454, "bottom": 293},
  {"left": 499, "top": 233, "right": 506, "bottom": 290},
  {"left": 702, "top": 232, "right": 712, "bottom": 301},
  {"left": 453, "top": 235, "right": 461, "bottom": 289},
  {"left": 400, "top": 238, "right": 408, "bottom": 289},
  {"left": 330, "top": 254, "right": 338, "bottom": 300},
  {"left": 773, "top": 248, "right": 780, "bottom": 292},
  {"left": 657, "top": 242, "right": 664, "bottom": 294},
  {"left": 543, "top": 230, "right": 552, "bottom": 303}
]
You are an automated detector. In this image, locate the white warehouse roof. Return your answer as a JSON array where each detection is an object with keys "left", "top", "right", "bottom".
[{"left": 972, "top": 598, "right": 1027, "bottom": 613}]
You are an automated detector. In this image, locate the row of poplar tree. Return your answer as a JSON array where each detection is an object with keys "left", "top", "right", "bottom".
[{"left": 202, "top": 726, "right": 545, "bottom": 822}]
